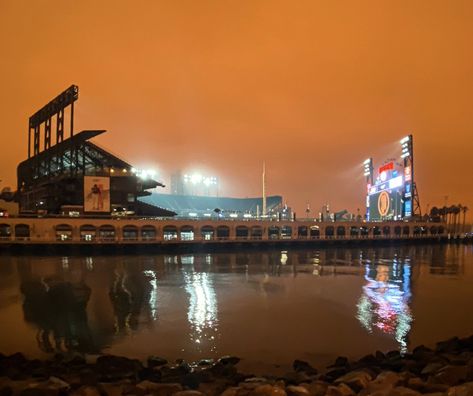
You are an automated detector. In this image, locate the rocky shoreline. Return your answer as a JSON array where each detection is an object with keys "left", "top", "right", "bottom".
[{"left": 2, "top": 336, "right": 473, "bottom": 396}]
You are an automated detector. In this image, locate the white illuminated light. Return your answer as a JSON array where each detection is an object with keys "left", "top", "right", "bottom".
[
  {"left": 364, "top": 158, "right": 371, "bottom": 165},
  {"left": 400, "top": 136, "right": 410, "bottom": 144},
  {"left": 229, "top": 213, "right": 238, "bottom": 218},
  {"left": 191, "top": 174, "right": 203, "bottom": 184},
  {"left": 189, "top": 212, "right": 197, "bottom": 217},
  {"left": 134, "top": 168, "right": 158, "bottom": 180}
]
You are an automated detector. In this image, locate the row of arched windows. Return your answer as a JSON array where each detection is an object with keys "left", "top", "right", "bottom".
[{"left": 0, "top": 223, "right": 445, "bottom": 242}]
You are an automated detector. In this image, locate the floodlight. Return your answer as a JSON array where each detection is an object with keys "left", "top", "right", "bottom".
[
  {"left": 400, "top": 136, "right": 410, "bottom": 144},
  {"left": 191, "top": 173, "right": 202, "bottom": 184}
]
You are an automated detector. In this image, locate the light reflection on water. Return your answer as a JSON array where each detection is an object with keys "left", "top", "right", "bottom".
[
  {"left": 184, "top": 270, "right": 219, "bottom": 353},
  {"left": 356, "top": 258, "right": 412, "bottom": 352},
  {"left": 1, "top": 244, "right": 472, "bottom": 365}
]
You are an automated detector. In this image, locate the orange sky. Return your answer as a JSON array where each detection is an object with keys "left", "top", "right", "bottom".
[{"left": 0, "top": 0, "right": 472, "bottom": 218}]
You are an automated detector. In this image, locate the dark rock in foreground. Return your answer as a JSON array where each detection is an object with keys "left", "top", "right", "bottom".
[{"left": 3, "top": 335, "right": 473, "bottom": 395}]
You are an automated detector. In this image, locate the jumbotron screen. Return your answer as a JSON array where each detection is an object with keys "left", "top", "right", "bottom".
[
  {"left": 367, "top": 163, "right": 406, "bottom": 221},
  {"left": 368, "top": 188, "right": 403, "bottom": 221}
]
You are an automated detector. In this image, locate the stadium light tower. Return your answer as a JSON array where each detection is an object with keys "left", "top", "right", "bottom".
[
  {"left": 183, "top": 172, "right": 218, "bottom": 196},
  {"left": 400, "top": 134, "right": 421, "bottom": 218}
]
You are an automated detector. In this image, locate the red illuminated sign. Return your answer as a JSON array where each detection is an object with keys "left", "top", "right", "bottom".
[{"left": 378, "top": 162, "right": 394, "bottom": 175}]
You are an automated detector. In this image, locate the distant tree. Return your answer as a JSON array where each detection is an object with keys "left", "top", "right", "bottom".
[{"left": 461, "top": 205, "right": 469, "bottom": 234}]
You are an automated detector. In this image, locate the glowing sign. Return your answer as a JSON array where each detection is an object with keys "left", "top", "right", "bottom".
[
  {"left": 378, "top": 191, "right": 390, "bottom": 216},
  {"left": 404, "top": 199, "right": 412, "bottom": 217},
  {"left": 378, "top": 162, "right": 394, "bottom": 175},
  {"left": 404, "top": 166, "right": 411, "bottom": 182},
  {"left": 389, "top": 175, "right": 403, "bottom": 189}
]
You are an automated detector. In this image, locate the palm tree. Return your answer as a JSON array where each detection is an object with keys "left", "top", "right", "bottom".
[{"left": 462, "top": 205, "right": 469, "bottom": 234}]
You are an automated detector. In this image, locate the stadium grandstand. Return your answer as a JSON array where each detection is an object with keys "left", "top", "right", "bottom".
[
  {"left": 139, "top": 193, "right": 283, "bottom": 219},
  {"left": 12, "top": 85, "right": 175, "bottom": 217}
]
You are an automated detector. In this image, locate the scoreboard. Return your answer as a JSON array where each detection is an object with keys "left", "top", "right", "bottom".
[{"left": 366, "top": 163, "right": 405, "bottom": 221}]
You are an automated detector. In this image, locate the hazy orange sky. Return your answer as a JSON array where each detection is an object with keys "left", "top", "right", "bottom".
[{"left": 0, "top": 0, "right": 472, "bottom": 218}]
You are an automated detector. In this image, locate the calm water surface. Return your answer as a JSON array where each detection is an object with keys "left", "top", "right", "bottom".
[{"left": 0, "top": 244, "right": 472, "bottom": 373}]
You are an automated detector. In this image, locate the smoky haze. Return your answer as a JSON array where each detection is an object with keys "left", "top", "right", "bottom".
[{"left": 0, "top": 0, "right": 472, "bottom": 218}]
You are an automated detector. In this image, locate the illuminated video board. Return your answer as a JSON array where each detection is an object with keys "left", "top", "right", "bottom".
[{"left": 366, "top": 162, "right": 405, "bottom": 221}]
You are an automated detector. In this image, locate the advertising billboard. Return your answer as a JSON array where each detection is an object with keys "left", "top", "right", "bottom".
[{"left": 84, "top": 176, "right": 110, "bottom": 212}]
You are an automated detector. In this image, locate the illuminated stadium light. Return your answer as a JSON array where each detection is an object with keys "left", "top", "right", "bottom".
[
  {"left": 400, "top": 136, "right": 410, "bottom": 144},
  {"left": 363, "top": 158, "right": 373, "bottom": 177},
  {"left": 134, "top": 169, "right": 157, "bottom": 179},
  {"left": 229, "top": 213, "right": 238, "bottom": 218},
  {"left": 400, "top": 135, "right": 412, "bottom": 159},
  {"left": 184, "top": 173, "right": 218, "bottom": 186}
]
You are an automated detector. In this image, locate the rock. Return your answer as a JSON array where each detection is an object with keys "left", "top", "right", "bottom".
[
  {"left": 95, "top": 356, "right": 141, "bottom": 381},
  {"left": 433, "top": 365, "right": 468, "bottom": 386},
  {"left": 198, "top": 380, "right": 229, "bottom": 396},
  {"left": 69, "top": 386, "right": 102, "bottom": 396},
  {"left": 281, "top": 372, "right": 312, "bottom": 385},
  {"left": 147, "top": 356, "right": 168, "bottom": 368},
  {"left": 219, "top": 357, "right": 241, "bottom": 366},
  {"left": 220, "top": 387, "right": 239, "bottom": 396},
  {"left": 446, "top": 381, "right": 473, "bottom": 396},
  {"left": 173, "top": 391, "right": 205, "bottom": 396},
  {"left": 359, "top": 371, "right": 401, "bottom": 396},
  {"left": 249, "top": 384, "right": 286, "bottom": 396},
  {"left": 421, "top": 362, "right": 444, "bottom": 375},
  {"left": 292, "top": 361, "right": 317, "bottom": 375},
  {"left": 406, "top": 377, "right": 424, "bottom": 391},
  {"left": 19, "top": 389, "right": 48, "bottom": 396},
  {"left": 436, "top": 337, "right": 462, "bottom": 354},
  {"left": 245, "top": 378, "right": 269, "bottom": 384},
  {"left": 388, "top": 387, "right": 422, "bottom": 396},
  {"left": 324, "top": 368, "right": 349, "bottom": 382},
  {"left": 299, "top": 382, "right": 328, "bottom": 396},
  {"left": 136, "top": 381, "right": 182, "bottom": 396},
  {"left": 197, "top": 359, "right": 214, "bottom": 367},
  {"left": 328, "top": 357, "right": 349, "bottom": 368},
  {"left": 325, "top": 384, "right": 355, "bottom": 396},
  {"left": 0, "top": 387, "right": 12, "bottom": 396},
  {"left": 121, "top": 384, "right": 146, "bottom": 396},
  {"left": 99, "top": 384, "right": 124, "bottom": 396},
  {"left": 357, "top": 354, "right": 379, "bottom": 367},
  {"left": 386, "top": 351, "right": 402, "bottom": 360},
  {"left": 335, "top": 370, "right": 372, "bottom": 393},
  {"left": 375, "top": 351, "right": 386, "bottom": 362},
  {"left": 285, "top": 385, "right": 309, "bottom": 396}
]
